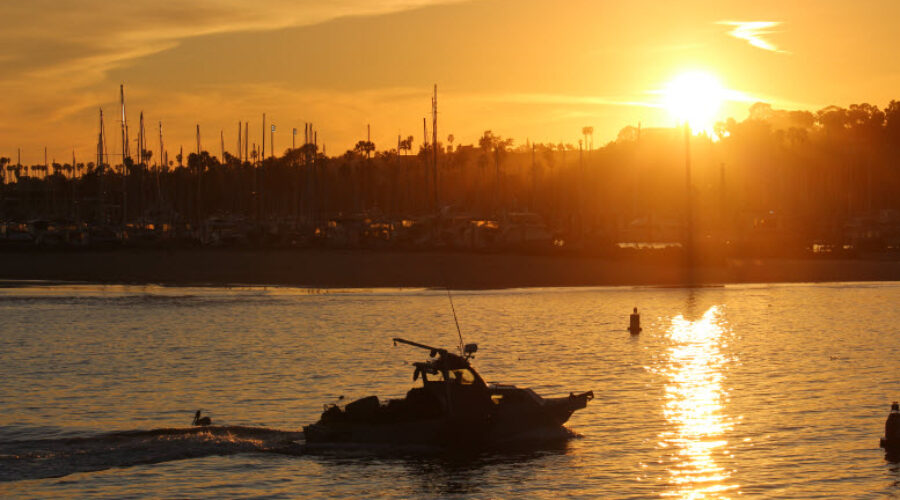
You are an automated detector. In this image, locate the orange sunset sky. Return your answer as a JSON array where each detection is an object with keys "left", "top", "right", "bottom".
[{"left": 1, "top": 0, "right": 899, "bottom": 164}]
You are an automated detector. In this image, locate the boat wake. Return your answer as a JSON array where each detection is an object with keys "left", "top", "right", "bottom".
[
  {"left": 0, "top": 424, "right": 581, "bottom": 482},
  {"left": 0, "top": 426, "right": 304, "bottom": 482}
]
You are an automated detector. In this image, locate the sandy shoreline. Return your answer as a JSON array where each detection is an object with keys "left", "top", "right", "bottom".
[{"left": 0, "top": 249, "right": 898, "bottom": 289}]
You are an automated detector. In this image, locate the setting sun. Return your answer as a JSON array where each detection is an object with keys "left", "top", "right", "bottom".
[{"left": 662, "top": 71, "right": 726, "bottom": 135}]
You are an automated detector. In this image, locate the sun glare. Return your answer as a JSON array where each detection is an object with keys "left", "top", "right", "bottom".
[{"left": 662, "top": 71, "right": 726, "bottom": 136}]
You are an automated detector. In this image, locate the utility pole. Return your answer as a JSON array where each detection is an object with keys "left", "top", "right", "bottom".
[
  {"left": 220, "top": 130, "right": 225, "bottom": 162},
  {"left": 579, "top": 140, "right": 584, "bottom": 241},
  {"left": 196, "top": 124, "right": 201, "bottom": 155},
  {"left": 684, "top": 122, "right": 693, "bottom": 274},
  {"left": 632, "top": 122, "right": 641, "bottom": 219},
  {"left": 270, "top": 123, "right": 275, "bottom": 159},
  {"left": 531, "top": 142, "right": 536, "bottom": 211},
  {"left": 237, "top": 122, "right": 242, "bottom": 161},
  {"left": 261, "top": 113, "right": 266, "bottom": 163}
]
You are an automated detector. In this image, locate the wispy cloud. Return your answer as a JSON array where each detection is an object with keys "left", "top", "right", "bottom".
[
  {"left": 717, "top": 21, "right": 788, "bottom": 53},
  {"left": 0, "top": 1, "right": 462, "bottom": 160},
  {"left": 0, "top": 1, "right": 460, "bottom": 82}
]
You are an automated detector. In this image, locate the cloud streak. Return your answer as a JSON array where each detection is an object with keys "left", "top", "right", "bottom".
[
  {"left": 0, "top": 0, "right": 462, "bottom": 157},
  {"left": 0, "top": 1, "right": 459, "bottom": 82},
  {"left": 717, "top": 21, "right": 788, "bottom": 53}
]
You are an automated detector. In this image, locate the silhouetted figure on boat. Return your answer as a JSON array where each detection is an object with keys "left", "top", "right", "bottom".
[
  {"left": 882, "top": 402, "right": 900, "bottom": 449},
  {"left": 192, "top": 410, "right": 212, "bottom": 427},
  {"left": 629, "top": 307, "right": 642, "bottom": 335}
]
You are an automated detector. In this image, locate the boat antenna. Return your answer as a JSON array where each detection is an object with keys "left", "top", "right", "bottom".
[
  {"left": 440, "top": 263, "right": 465, "bottom": 356},
  {"left": 446, "top": 286, "right": 464, "bottom": 355}
]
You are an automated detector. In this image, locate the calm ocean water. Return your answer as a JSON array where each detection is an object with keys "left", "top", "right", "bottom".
[{"left": 1, "top": 281, "right": 899, "bottom": 498}]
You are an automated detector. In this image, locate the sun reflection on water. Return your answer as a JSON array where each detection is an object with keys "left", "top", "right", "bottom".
[{"left": 656, "top": 305, "right": 737, "bottom": 499}]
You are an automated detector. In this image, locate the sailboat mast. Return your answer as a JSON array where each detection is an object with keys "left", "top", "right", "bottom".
[
  {"left": 423, "top": 116, "right": 428, "bottom": 211},
  {"left": 432, "top": 84, "right": 438, "bottom": 211},
  {"left": 97, "top": 108, "right": 105, "bottom": 169},
  {"left": 120, "top": 84, "right": 128, "bottom": 227},
  {"left": 138, "top": 111, "right": 144, "bottom": 166},
  {"left": 157, "top": 121, "right": 164, "bottom": 211},
  {"left": 158, "top": 122, "right": 164, "bottom": 172}
]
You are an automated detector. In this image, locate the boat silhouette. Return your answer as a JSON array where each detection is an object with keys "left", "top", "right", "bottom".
[{"left": 303, "top": 338, "right": 593, "bottom": 448}]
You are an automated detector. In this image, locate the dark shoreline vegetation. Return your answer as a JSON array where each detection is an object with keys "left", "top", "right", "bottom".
[
  {"left": 1, "top": 249, "right": 899, "bottom": 289},
  {"left": 2, "top": 101, "right": 900, "bottom": 266}
]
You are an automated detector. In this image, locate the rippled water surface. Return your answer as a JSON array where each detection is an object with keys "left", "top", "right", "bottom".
[{"left": 2, "top": 282, "right": 900, "bottom": 498}]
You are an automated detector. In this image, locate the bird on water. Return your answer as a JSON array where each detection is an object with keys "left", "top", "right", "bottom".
[{"left": 192, "top": 410, "right": 212, "bottom": 426}]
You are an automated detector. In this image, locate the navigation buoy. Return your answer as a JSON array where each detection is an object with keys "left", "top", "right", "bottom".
[
  {"left": 629, "top": 307, "right": 642, "bottom": 335},
  {"left": 882, "top": 401, "right": 900, "bottom": 449}
]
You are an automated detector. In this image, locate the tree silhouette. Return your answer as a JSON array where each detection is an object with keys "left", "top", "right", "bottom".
[
  {"left": 582, "top": 126, "right": 594, "bottom": 151},
  {"left": 353, "top": 140, "right": 376, "bottom": 158},
  {"left": 0, "top": 157, "right": 9, "bottom": 184}
]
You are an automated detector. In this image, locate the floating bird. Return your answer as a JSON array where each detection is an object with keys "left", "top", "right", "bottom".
[{"left": 192, "top": 410, "right": 212, "bottom": 426}]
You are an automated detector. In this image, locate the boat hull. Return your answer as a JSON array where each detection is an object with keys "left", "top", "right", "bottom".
[{"left": 303, "top": 391, "right": 593, "bottom": 448}]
